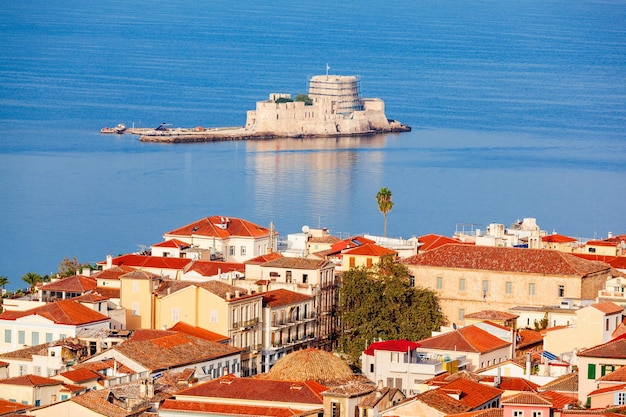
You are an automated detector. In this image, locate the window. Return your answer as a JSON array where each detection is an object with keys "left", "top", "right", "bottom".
[
  {"left": 513, "top": 411, "right": 524, "bottom": 417},
  {"left": 459, "top": 308, "right": 465, "bottom": 321},
  {"left": 606, "top": 318, "right": 610, "bottom": 331},
  {"left": 366, "top": 258, "right": 373, "bottom": 268},
  {"left": 32, "top": 332, "right": 39, "bottom": 346},
  {"left": 4, "top": 329, "right": 10, "bottom": 343},
  {"left": 370, "top": 363, "right": 374, "bottom": 373},
  {"left": 589, "top": 247, "right": 596, "bottom": 253},
  {"left": 587, "top": 363, "right": 596, "bottom": 379},
  {"left": 210, "top": 309, "right": 218, "bottom": 323},
  {"left": 532, "top": 411, "right": 543, "bottom": 417},
  {"left": 60, "top": 334, "right": 66, "bottom": 340},
  {"left": 132, "top": 302, "right": 140, "bottom": 316},
  {"left": 529, "top": 283, "right": 535, "bottom": 296},
  {"left": 459, "top": 278, "right": 465, "bottom": 291},
  {"left": 286, "top": 271, "right": 292, "bottom": 283},
  {"left": 302, "top": 274, "right": 308, "bottom": 284},
  {"left": 617, "top": 392, "right": 626, "bottom": 405},
  {"left": 482, "top": 280, "right": 489, "bottom": 297},
  {"left": 18, "top": 330, "right": 25, "bottom": 345},
  {"left": 436, "top": 277, "right": 443, "bottom": 290},
  {"left": 349, "top": 257, "right": 355, "bottom": 267},
  {"left": 331, "top": 402, "right": 340, "bottom": 417},
  {"left": 172, "top": 308, "right": 180, "bottom": 323},
  {"left": 132, "top": 282, "right": 139, "bottom": 293},
  {"left": 558, "top": 285, "right": 565, "bottom": 297},
  {"left": 241, "top": 246, "right": 246, "bottom": 256},
  {"left": 506, "top": 281, "right": 512, "bottom": 294},
  {"left": 19, "top": 364, "right": 27, "bottom": 376},
  {"left": 409, "top": 275, "right": 415, "bottom": 287},
  {"left": 33, "top": 366, "right": 41, "bottom": 375},
  {"left": 229, "top": 246, "right": 235, "bottom": 256}
]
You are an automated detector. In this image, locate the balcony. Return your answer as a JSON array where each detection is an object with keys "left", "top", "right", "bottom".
[{"left": 232, "top": 318, "right": 259, "bottom": 330}]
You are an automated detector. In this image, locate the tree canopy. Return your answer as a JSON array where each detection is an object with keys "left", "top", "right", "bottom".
[
  {"left": 338, "top": 255, "right": 444, "bottom": 365},
  {"left": 0, "top": 275, "right": 9, "bottom": 289},
  {"left": 376, "top": 187, "right": 394, "bottom": 237},
  {"left": 21, "top": 272, "right": 44, "bottom": 293}
]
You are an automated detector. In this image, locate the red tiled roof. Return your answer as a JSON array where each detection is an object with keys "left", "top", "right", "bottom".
[
  {"left": 330, "top": 236, "right": 376, "bottom": 252},
  {"left": 465, "top": 310, "right": 519, "bottom": 321},
  {"left": 0, "top": 374, "right": 63, "bottom": 387},
  {"left": 38, "top": 274, "right": 97, "bottom": 293},
  {"left": 588, "top": 383, "right": 626, "bottom": 396},
  {"left": 0, "top": 399, "right": 30, "bottom": 414},
  {"left": 260, "top": 257, "right": 330, "bottom": 270},
  {"left": 403, "top": 244, "right": 611, "bottom": 276},
  {"left": 542, "top": 234, "right": 577, "bottom": 243},
  {"left": 343, "top": 243, "right": 397, "bottom": 257},
  {"left": 176, "top": 374, "right": 326, "bottom": 405},
  {"left": 93, "top": 286, "right": 120, "bottom": 299},
  {"left": 502, "top": 392, "right": 552, "bottom": 406},
  {"left": 516, "top": 329, "right": 544, "bottom": 350},
  {"left": 263, "top": 289, "right": 314, "bottom": 308},
  {"left": 71, "top": 389, "right": 147, "bottom": 417},
  {"left": 92, "top": 265, "right": 136, "bottom": 280},
  {"left": 160, "top": 399, "right": 306, "bottom": 416},
  {"left": 480, "top": 376, "right": 539, "bottom": 392},
  {"left": 58, "top": 368, "right": 101, "bottom": 383},
  {"left": 183, "top": 260, "right": 245, "bottom": 276},
  {"left": 415, "top": 388, "right": 472, "bottom": 414},
  {"left": 418, "top": 234, "right": 464, "bottom": 251},
  {"left": 73, "top": 292, "right": 109, "bottom": 303},
  {"left": 538, "top": 390, "right": 578, "bottom": 409},
  {"left": 152, "top": 238, "right": 191, "bottom": 249},
  {"left": 444, "top": 378, "right": 503, "bottom": 409},
  {"left": 154, "top": 279, "right": 258, "bottom": 301},
  {"left": 417, "top": 325, "right": 510, "bottom": 354},
  {"left": 104, "top": 254, "right": 191, "bottom": 270},
  {"left": 578, "top": 336, "right": 626, "bottom": 359},
  {"left": 168, "top": 322, "right": 229, "bottom": 343},
  {"left": 586, "top": 240, "right": 619, "bottom": 247},
  {"left": 166, "top": 216, "right": 272, "bottom": 239},
  {"left": 61, "top": 383, "right": 87, "bottom": 393},
  {"left": 244, "top": 252, "right": 284, "bottom": 264},
  {"left": 598, "top": 364, "right": 626, "bottom": 382},
  {"left": 363, "top": 339, "right": 421, "bottom": 356},
  {"left": 0, "top": 299, "right": 109, "bottom": 325},
  {"left": 591, "top": 301, "right": 624, "bottom": 315}
]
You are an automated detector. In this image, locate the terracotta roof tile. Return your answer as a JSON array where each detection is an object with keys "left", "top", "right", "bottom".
[
  {"left": 0, "top": 399, "right": 30, "bottom": 415},
  {"left": 578, "top": 336, "right": 626, "bottom": 359},
  {"left": 71, "top": 390, "right": 148, "bottom": 417},
  {"left": 415, "top": 388, "right": 473, "bottom": 414},
  {"left": 343, "top": 243, "right": 397, "bottom": 257},
  {"left": 261, "top": 257, "right": 330, "bottom": 270},
  {"left": 418, "top": 325, "right": 510, "bottom": 354},
  {"left": 154, "top": 279, "right": 257, "bottom": 301},
  {"left": 588, "top": 383, "right": 626, "bottom": 397},
  {"left": 166, "top": 216, "right": 272, "bottom": 239},
  {"left": 262, "top": 289, "right": 314, "bottom": 308},
  {"left": 244, "top": 252, "right": 284, "bottom": 264},
  {"left": 539, "top": 372, "right": 578, "bottom": 393},
  {"left": 542, "top": 234, "right": 577, "bottom": 243},
  {"left": 176, "top": 374, "right": 326, "bottom": 405},
  {"left": 501, "top": 392, "right": 552, "bottom": 406},
  {"left": 110, "top": 331, "right": 242, "bottom": 372},
  {"left": 591, "top": 302, "right": 624, "bottom": 315},
  {"left": 403, "top": 244, "right": 612, "bottom": 276},
  {"left": 183, "top": 260, "right": 245, "bottom": 276},
  {"left": 168, "top": 322, "right": 229, "bottom": 343},
  {"left": 480, "top": 376, "right": 539, "bottom": 392},
  {"left": 73, "top": 292, "right": 110, "bottom": 303},
  {"left": 92, "top": 265, "right": 137, "bottom": 280},
  {"left": 451, "top": 408, "right": 505, "bottom": 417},
  {"left": 465, "top": 310, "right": 519, "bottom": 321},
  {"left": 107, "top": 254, "right": 191, "bottom": 271},
  {"left": 93, "top": 286, "right": 121, "bottom": 298},
  {"left": 516, "top": 329, "right": 544, "bottom": 350},
  {"left": 0, "top": 299, "right": 109, "bottom": 325},
  {"left": 442, "top": 378, "right": 504, "bottom": 409},
  {"left": 329, "top": 236, "right": 376, "bottom": 253},
  {"left": 151, "top": 239, "right": 191, "bottom": 249},
  {"left": 0, "top": 374, "right": 63, "bottom": 387},
  {"left": 58, "top": 368, "right": 101, "bottom": 383},
  {"left": 418, "top": 234, "right": 464, "bottom": 251},
  {"left": 38, "top": 275, "right": 97, "bottom": 292},
  {"left": 160, "top": 399, "right": 307, "bottom": 416},
  {"left": 598, "top": 364, "right": 626, "bottom": 382},
  {"left": 538, "top": 390, "right": 578, "bottom": 409},
  {"left": 309, "top": 235, "right": 341, "bottom": 244}
]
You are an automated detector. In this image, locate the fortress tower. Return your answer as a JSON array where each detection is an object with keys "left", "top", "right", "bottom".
[{"left": 308, "top": 75, "right": 364, "bottom": 115}]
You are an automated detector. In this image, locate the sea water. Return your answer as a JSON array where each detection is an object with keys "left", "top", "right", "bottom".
[{"left": 0, "top": 0, "right": 624, "bottom": 290}]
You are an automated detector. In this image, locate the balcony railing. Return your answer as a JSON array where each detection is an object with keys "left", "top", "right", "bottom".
[{"left": 232, "top": 318, "right": 259, "bottom": 330}]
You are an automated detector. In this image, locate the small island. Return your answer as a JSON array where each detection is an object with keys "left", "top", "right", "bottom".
[{"left": 106, "top": 74, "right": 411, "bottom": 143}]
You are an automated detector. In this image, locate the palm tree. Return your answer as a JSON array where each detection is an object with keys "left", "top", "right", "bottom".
[
  {"left": 21, "top": 272, "right": 43, "bottom": 293},
  {"left": 0, "top": 275, "right": 8, "bottom": 292},
  {"left": 376, "top": 187, "right": 394, "bottom": 237}
]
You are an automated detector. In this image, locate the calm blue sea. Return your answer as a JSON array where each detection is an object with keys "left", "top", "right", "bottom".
[{"left": 0, "top": 0, "right": 625, "bottom": 291}]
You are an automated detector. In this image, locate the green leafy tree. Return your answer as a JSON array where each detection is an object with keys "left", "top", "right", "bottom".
[
  {"left": 295, "top": 94, "right": 313, "bottom": 105},
  {"left": 0, "top": 275, "right": 9, "bottom": 291},
  {"left": 338, "top": 255, "right": 444, "bottom": 365},
  {"left": 376, "top": 187, "right": 394, "bottom": 237},
  {"left": 21, "top": 272, "right": 43, "bottom": 293}
]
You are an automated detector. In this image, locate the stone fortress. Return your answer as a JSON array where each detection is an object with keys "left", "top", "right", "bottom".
[{"left": 245, "top": 74, "right": 410, "bottom": 137}]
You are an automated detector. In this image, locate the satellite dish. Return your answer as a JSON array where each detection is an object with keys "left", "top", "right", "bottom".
[{"left": 302, "top": 225, "right": 310, "bottom": 234}]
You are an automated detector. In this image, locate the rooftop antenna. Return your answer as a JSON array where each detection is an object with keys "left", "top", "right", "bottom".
[{"left": 326, "top": 63, "right": 330, "bottom": 78}]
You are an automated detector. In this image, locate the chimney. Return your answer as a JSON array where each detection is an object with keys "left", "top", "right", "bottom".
[
  {"left": 235, "top": 290, "right": 241, "bottom": 298},
  {"left": 139, "top": 379, "right": 146, "bottom": 397},
  {"left": 494, "top": 367, "right": 501, "bottom": 388},
  {"left": 106, "top": 254, "right": 113, "bottom": 269},
  {"left": 226, "top": 292, "right": 232, "bottom": 300},
  {"left": 82, "top": 267, "right": 91, "bottom": 276},
  {"left": 147, "top": 379, "right": 154, "bottom": 398},
  {"left": 525, "top": 352, "right": 531, "bottom": 377}
]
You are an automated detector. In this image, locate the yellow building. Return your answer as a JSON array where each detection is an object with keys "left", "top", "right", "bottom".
[
  {"left": 119, "top": 270, "right": 162, "bottom": 331},
  {"left": 342, "top": 243, "right": 397, "bottom": 269},
  {"left": 403, "top": 244, "right": 614, "bottom": 327}
]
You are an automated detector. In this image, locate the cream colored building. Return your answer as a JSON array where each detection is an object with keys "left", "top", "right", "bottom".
[
  {"left": 403, "top": 244, "right": 614, "bottom": 327},
  {"left": 0, "top": 375, "right": 64, "bottom": 406},
  {"left": 544, "top": 302, "right": 623, "bottom": 356}
]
